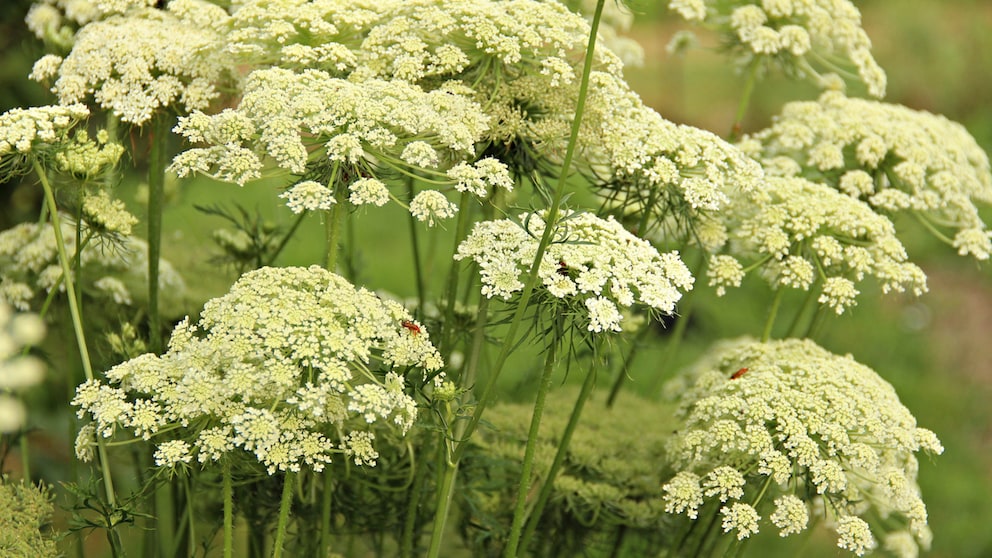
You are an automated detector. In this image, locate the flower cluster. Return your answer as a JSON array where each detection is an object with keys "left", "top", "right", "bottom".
[
  {"left": 742, "top": 91, "right": 992, "bottom": 259},
  {"left": 662, "top": 338, "right": 943, "bottom": 555},
  {"left": 703, "top": 176, "right": 927, "bottom": 312},
  {"left": 73, "top": 266, "right": 444, "bottom": 474},
  {"left": 582, "top": 72, "right": 766, "bottom": 239},
  {"left": 170, "top": 68, "right": 506, "bottom": 222},
  {"left": 0, "top": 304, "right": 46, "bottom": 433},
  {"left": 455, "top": 211, "right": 694, "bottom": 332},
  {"left": 667, "top": 0, "right": 886, "bottom": 97},
  {"left": 0, "top": 220, "right": 184, "bottom": 312},
  {"left": 32, "top": 2, "right": 230, "bottom": 124},
  {"left": 0, "top": 477, "right": 58, "bottom": 557},
  {"left": 0, "top": 104, "right": 89, "bottom": 179}
]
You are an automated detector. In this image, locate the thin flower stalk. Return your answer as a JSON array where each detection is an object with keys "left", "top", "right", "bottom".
[{"left": 32, "top": 158, "right": 118, "bottom": 509}]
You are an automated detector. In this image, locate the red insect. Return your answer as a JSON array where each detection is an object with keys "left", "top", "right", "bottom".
[
  {"left": 729, "top": 367, "right": 749, "bottom": 380},
  {"left": 556, "top": 259, "right": 570, "bottom": 277},
  {"left": 401, "top": 320, "right": 421, "bottom": 335}
]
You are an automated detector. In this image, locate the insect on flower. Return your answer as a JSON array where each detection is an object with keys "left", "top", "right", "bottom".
[
  {"left": 401, "top": 320, "right": 421, "bottom": 335},
  {"left": 556, "top": 259, "right": 570, "bottom": 277},
  {"left": 730, "top": 367, "right": 749, "bottom": 380}
]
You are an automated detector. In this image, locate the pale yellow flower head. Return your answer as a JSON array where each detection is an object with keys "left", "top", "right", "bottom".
[
  {"left": 662, "top": 338, "right": 942, "bottom": 551},
  {"left": 746, "top": 91, "right": 992, "bottom": 259},
  {"left": 73, "top": 266, "right": 443, "bottom": 474},
  {"left": 667, "top": 0, "right": 886, "bottom": 97},
  {"left": 705, "top": 176, "right": 927, "bottom": 312}
]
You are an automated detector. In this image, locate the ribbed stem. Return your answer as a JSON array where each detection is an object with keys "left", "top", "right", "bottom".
[
  {"left": 223, "top": 461, "right": 234, "bottom": 558},
  {"left": 519, "top": 355, "right": 598, "bottom": 550},
  {"left": 147, "top": 114, "right": 168, "bottom": 353},
  {"left": 504, "top": 342, "right": 559, "bottom": 557},
  {"left": 272, "top": 472, "right": 295, "bottom": 558},
  {"left": 33, "top": 158, "right": 118, "bottom": 509}
]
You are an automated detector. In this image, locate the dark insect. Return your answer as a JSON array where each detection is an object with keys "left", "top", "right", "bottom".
[
  {"left": 401, "top": 320, "right": 421, "bottom": 335},
  {"left": 556, "top": 259, "right": 570, "bottom": 277},
  {"left": 730, "top": 367, "right": 749, "bottom": 380}
]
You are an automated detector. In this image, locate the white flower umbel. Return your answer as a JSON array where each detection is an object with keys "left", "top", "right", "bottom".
[
  {"left": 170, "top": 68, "right": 502, "bottom": 212},
  {"left": 0, "top": 104, "right": 89, "bottom": 178},
  {"left": 661, "top": 338, "right": 943, "bottom": 551},
  {"left": 706, "top": 176, "right": 928, "bottom": 313},
  {"left": 37, "top": 4, "right": 230, "bottom": 124},
  {"left": 455, "top": 211, "right": 694, "bottom": 332},
  {"left": 744, "top": 91, "right": 992, "bottom": 259},
  {"left": 279, "top": 180, "right": 335, "bottom": 214},
  {"left": 582, "top": 72, "right": 765, "bottom": 238},
  {"left": 0, "top": 303, "right": 46, "bottom": 432},
  {"left": 667, "top": 0, "right": 886, "bottom": 97},
  {"left": 73, "top": 266, "right": 443, "bottom": 474}
]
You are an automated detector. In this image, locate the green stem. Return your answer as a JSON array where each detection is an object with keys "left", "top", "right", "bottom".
[
  {"left": 729, "top": 57, "right": 761, "bottom": 142},
  {"left": 438, "top": 191, "right": 474, "bottom": 353},
  {"left": 223, "top": 461, "right": 234, "bottom": 558},
  {"left": 505, "top": 342, "right": 559, "bottom": 557},
  {"left": 20, "top": 432, "right": 31, "bottom": 480},
  {"left": 155, "top": 477, "right": 176, "bottom": 558},
  {"left": 33, "top": 158, "right": 118, "bottom": 508},
  {"left": 264, "top": 211, "right": 307, "bottom": 266},
  {"left": 272, "top": 472, "right": 295, "bottom": 558},
  {"left": 399, "top": 442, "right": 427, "bottom": 558},
  {"left": 606, "top": 326, "right": 648, "bottom": 407},
  {"left": 427, "top": 3, "right": 608, "bottom": 555},
  {"left": 184, "top": 475, "right": 196, "bottom": 557},
  {"left": 407, "top": 178, "right": 428, "bottom": 314},
  {"left": 319, "top": 469, "right": 333, "bottom": 558},
  {"left": 519, "top": 355, "right": 598, "bottom": 551},
  {"left": 450, "top": 0, "right": 607, "bottom": 467},
  {"left": 148, "top": 114, "right": 168, "bottom": 353},
  {"left": 324, "top": 186, "right": 348, "bottom": 272},
  {"left": 761, "top": 288, "right": 785, "bottom": 342},
  {"left": 786, "top": 285, "right": 820, "bottom": 338}
]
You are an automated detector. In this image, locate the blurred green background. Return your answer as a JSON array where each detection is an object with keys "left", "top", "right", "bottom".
[{"left": 1, "top": 1, "right": 991, "bottom": 557}]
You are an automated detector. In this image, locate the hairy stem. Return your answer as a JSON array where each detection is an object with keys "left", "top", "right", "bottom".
[
  {"left": 272, "top": 472, "right": 295, "bottom": 558},
  {"left": 147, "top": 114, "right": 168, "bottom": 353},
  {"left": 223, "top": 461, "right": 234, "bottom": 558},
  {"left": 33, "top": 158, "right": 118, "bottom": 508},
  {"left": 505, "top": 341, "right": 559, "bottom": 557},
  {"left": 519, "top": 354, "right": 598, "bottom": 550}
]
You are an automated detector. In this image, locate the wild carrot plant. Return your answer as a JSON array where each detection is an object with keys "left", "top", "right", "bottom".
[{"left": 1, "top": 0, "right": 987, "bottom": 557}]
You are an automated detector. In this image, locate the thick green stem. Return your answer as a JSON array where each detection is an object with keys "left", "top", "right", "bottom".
[
  {"left": 505, "top": 342, "right": 559, "bottom": 557},
  {"left": 324, "top": 186, "right": 348, "bottom": 272},
  {"left": 438, "top": 191, "right": 474, "bottom": 353},
  {"left": 319, "top": 469, "right": 333, "bottom": 558},
  {"left": 424, "top": 295, "right": 489, "bottom": 557},
  {"left": 33, "top": 158, "right": 118, "bottom": 508},
  {"left": 272, "top": 472, "right": 295, "bottom": 558},
  {"left": 223, "top": 461, "right": 234, "bottom": 558},
  {"left": 520, "top": 355, "right": 598, "bottom": 550},
  {"left": 761, "top": 288, "right": 785, "bottom": 342},
  {"left": 407, "top": 178, "right": 428, "bottom": 314},
  {"left": 147, "top": 114, "right": 168, "bottom": 353}
]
